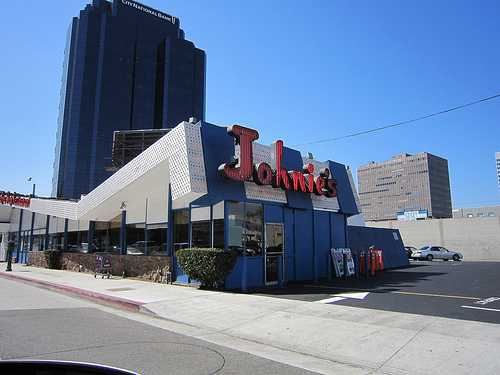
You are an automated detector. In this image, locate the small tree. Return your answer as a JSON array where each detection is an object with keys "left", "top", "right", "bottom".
[{"left": 176, "top": 248, "right": 237, "bottom": 289}]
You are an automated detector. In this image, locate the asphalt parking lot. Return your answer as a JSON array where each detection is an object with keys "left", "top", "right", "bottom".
[{"left": 258, "top": 261, "right": 500, "bottom": 324}]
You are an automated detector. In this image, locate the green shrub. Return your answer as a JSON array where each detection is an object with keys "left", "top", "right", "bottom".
[
  {"left": 176, "top": 248, "right": 238, "bottom": 289},
  {"left": 43, "top": 249, "right": 61, "bottom": 269}
]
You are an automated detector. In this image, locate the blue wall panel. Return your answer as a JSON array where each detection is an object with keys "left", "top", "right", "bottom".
[
  {"left": 284, "top": 208, "right": 296, "bottom": 282},
  {"left": 313, "top": 211, "right": 331, "bottom": 278},
  {"left": 327, "top": 161, "right": 359, "bottom": 215},
  {"left": 225, "top": 256, "right": 265, "bottom": 290},
  {"left": 196, "top": 122, "right": 247, "bottom": 204},
  {"left": 247, "top": 256, "right": 265, "bottom": 287},
  {"left": 294, "top": 209, "right": 314, "bottom": 280},
  {"left": 225, "top": 258, "right": 243, "bottom": 290},
  {"left": 264, "top": 204, "right": 284, "bottom": 222},
  {"left": 330, "top": 213, "right": 347, "bottom": 249}
]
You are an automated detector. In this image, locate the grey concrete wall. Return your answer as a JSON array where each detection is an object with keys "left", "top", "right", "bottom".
[{"left": 365, "top": 216, "right": 500, "bottom": 261}]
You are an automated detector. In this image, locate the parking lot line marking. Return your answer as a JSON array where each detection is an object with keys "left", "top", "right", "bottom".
[
  {"left": 389, "top": 291, "right": 481, "bottom": 300},
  {"left": 305, "top": 285, "right": 481, "bottom": 300},
  {"left": 315, "top": 297, "right": 347, "bottom": 304},
  {"left": 462, "top": 306, "right": 500, "bottom": 312}
]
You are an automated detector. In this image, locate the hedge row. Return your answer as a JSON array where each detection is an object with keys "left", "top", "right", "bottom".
[{"left": 176, "top": 248, "right": 237, "bottom": 289}]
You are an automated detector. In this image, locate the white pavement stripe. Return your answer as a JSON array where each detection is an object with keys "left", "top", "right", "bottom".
[
  {"left": 462, "top": 305, "right": 500, "bottom": 313},
  {"left": 315, "top": 292, "right": 370, "bottom": 304},
  {"left": 315, "top": 297, "right": 347, "bottom": 304},
  {"left": 334, "top": 292, "right": 370, "bottom": 300}
]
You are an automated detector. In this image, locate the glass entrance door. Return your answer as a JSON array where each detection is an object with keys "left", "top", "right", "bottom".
[{"left": 265, "top": 223, "right": 284, "bottom": 284}]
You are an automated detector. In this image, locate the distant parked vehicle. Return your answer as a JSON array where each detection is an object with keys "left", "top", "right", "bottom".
[
  {"left": 126, "top": 247, "right": 143, "bottom": 255},
  {"left": 411, "top": 246, "right": 463, "bottom": 261},
  {"left": 131, "top": 241, "right": 158, "bottom": 254},
  {"left": 78, "top": 243, "right": 98, "bottom": 253},
  {"left": 156, "top": 243, "right": 168, "bottom": 254},
  {"left": 405, "top": 246, "right": 417, "bottom": 259}
]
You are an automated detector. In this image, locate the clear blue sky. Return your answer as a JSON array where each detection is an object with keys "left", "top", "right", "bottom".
[{"left": 1, "top": 0, "right": 499, "bottom": 208}]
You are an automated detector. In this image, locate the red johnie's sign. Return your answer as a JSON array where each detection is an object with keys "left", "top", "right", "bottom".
[
  {"left": 0, "top": 191, "right": 31, "bottom": 207},
  {"left": 219, "top": 125, "right": 338, "bottom": 197}
]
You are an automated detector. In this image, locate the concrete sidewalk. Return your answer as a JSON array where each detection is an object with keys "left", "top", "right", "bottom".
[{"left": 1, "top": 263, "right": 499, "bottom": 375}]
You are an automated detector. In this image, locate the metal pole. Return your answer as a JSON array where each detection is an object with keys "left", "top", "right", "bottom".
[
  {"left": 29, "top": 179, "right": 36, "bottom": 251},
  {"left": 120, "top": 211, "right": 127, "bottom": 255}
]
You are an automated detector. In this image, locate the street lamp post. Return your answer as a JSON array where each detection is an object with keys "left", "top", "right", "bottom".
[{"left": 28, "top": 178, "right": 36, "bottom": 252}]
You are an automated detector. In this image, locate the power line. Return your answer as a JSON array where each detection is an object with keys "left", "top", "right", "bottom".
[{"left": 290, "top": 94, "right": 500, "bottom": 147}]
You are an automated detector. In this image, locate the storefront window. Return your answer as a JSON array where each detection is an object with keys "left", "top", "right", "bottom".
[
  {"left": 227, "top": 202, "right": 244, "bottom": 255},
  {"left": 94, "top": 221, "right": 118, "bottom": 253},
  {"left": 227, "top": 201, "right": 263, "bottom": 256},
  {"left": 146, "top": 224, "right": 168, "bottom": 255},
  {"left": 126, "top": 223, "right": 148, "bottom": 254},
  {"left": 246, "top": 202, "right": 263, "bottom": 256},
  {"left": 173, "top": 210, "right": 189, "bottom": 253},
  {"left": 191, "top": 207, "right": 211, "bottom": 248},
  {"left": 213, "top": 202, "right": 224, "bottom": 249}
]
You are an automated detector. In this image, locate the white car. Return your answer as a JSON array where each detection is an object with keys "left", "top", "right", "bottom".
[{"left": 412, "top": 246, "right": 463, "bottom": 261}]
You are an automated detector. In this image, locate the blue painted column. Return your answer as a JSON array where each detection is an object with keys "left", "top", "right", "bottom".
[
  {"left": 29, "top": 212, "right": 35, "bottom": 252},
  {"left": 44, "top": 215, "right": 50, "bottom": 250},
  {"left": 28, "top": 182, "right": 36, "bottom": 252},
  {"left": 144, "top": 198, "right": 148, "bottom": 253},
  {"left": 16, "top": 209, "right": 24, "bottom": 262},
  {"left": 120, "top": 211, "right": 127, "bottom": 255},
  {"left": 88, "top": 221, "right": 95, "bottom": 253},
  {"left": 63, "top": 218, "right": 69, "bottom": 252},
  {"left": 344, "top": 215, "right": 349, "bottom": 248},
  {"left": 166, "top": 184, "right": 173, "bottom": 257}
]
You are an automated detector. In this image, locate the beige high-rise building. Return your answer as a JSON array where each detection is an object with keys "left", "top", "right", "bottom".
[{"left": 357, "top": 152, "right": 452, "bottom": 221}]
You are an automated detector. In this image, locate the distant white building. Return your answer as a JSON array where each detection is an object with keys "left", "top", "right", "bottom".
[{"left": 452, "top": 205, "right": 500, "bottom": 218}]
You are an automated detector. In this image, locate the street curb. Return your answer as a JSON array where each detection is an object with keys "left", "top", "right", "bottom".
[{"left": 0, "top": 272, "right": 145, "bottom": 312}]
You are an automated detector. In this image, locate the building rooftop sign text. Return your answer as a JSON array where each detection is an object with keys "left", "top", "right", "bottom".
[
  {"left": 219, "top": 125, "right": 338, "bottom": 198},
  {"left": 0, "top": 191, "right": 31, "bottom": 208},
  {"left": 121, "top": 0, "right": 177, "bottom": 25}
]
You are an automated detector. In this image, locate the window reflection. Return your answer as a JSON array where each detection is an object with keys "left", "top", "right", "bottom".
[
  {"left": 246, "top": 202, "right": 263, "bottom": 256},
  {"left": 227, "top": 201, "right": 263, "bottom": 256},
  {"left": 173, "top": 210, "right": 189, "bottom": 253},
  {"left": 191, "top": 207, "right": 210, "bottom": 248},
  {"left": 227, "top": 202, "right": 244, "bottom": 256},
  {"left": 213, "top": 202, "right": 224, "bottom": 249}
]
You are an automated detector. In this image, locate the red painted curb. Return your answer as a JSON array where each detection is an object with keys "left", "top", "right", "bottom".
[{"left": 0, "top": 272, "right": 145, "bottom": 312}]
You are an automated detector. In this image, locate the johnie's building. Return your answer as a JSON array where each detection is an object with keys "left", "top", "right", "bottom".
[{"left": 2, "top": 120, "right": 370, "bottom": 290}]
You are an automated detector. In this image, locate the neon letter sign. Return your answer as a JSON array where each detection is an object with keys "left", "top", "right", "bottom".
[{"left": 219, "top": 125, "right": 338, "bottom": 198}]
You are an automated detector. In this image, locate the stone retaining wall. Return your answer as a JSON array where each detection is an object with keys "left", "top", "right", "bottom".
[{"left": 27, "top": 251, "right": 173, "bottom": 283}]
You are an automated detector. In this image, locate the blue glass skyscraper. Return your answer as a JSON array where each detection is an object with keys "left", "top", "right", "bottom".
[{"left": 52, "top": 0, "right": 206, "bottom": 199}]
